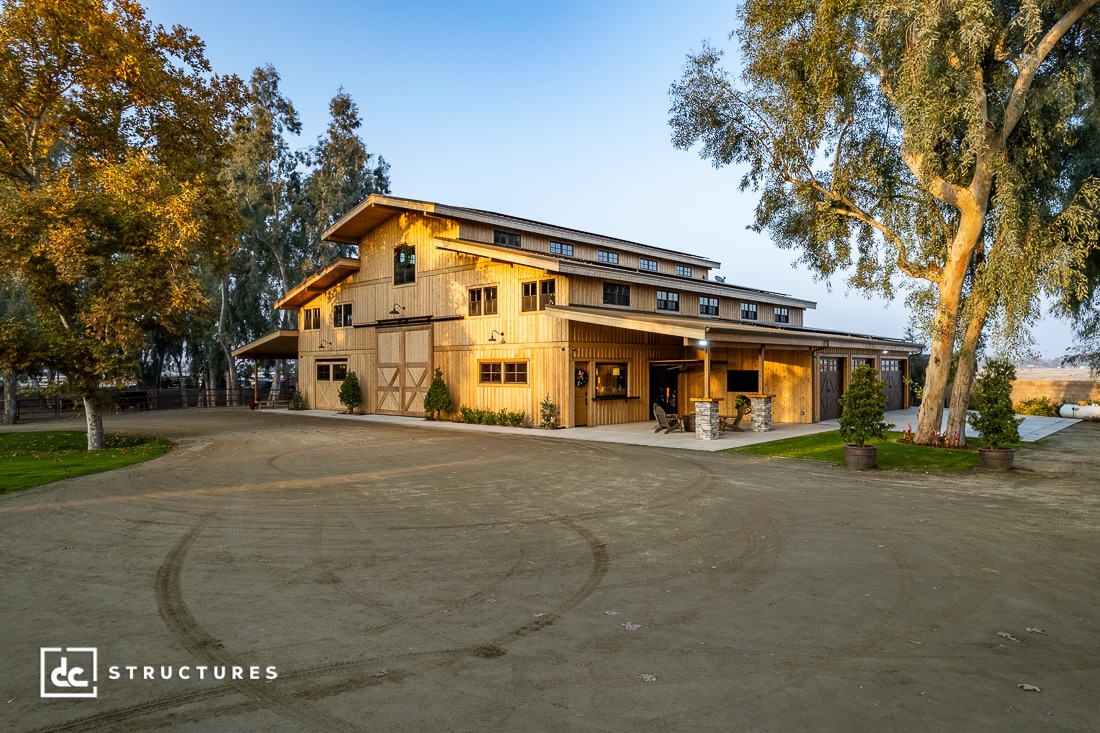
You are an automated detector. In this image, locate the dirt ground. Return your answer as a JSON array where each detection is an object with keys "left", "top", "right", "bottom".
[{"left": 1, "top": 410, "right": 1097, "bottom": 732}]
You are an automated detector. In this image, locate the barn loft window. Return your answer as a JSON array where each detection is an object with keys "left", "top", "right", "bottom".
[
  {"left": 549, "top": 241, "right": 573, "bottom": 256},
  {"left": 700, "top": 296, "right": 719, "bottom": 316},
  {"left": 775, "top": 307, "right": 789, "bottom": 323},
  {"left": 594, "top": 363, "right": 628, "bottom": 399},
  {"left": 740, "top": 302, "right": 758, "bottom": 321},
  {"left": 302, "top": 307, "right": 321, "bottom": 330},
  {"left": 676, "top": 265, "right": 693, "bottom": 277},
  {"left": 602, "top": 282, "right": 630, "bottom": 307},
  {"left": 479, "top": 361, "right": 528, "bottom": 384},
  {"left": 333, "top": 303, "right": 353, "bottom": 327},
  {"left": 656, "top": 290, "right": 679, "bottom": 312},
  {"left": 598, "top": 250, "right": 619, "bottom": 264},
  {"left": 522, "top": 279, "right": 555, "bottom": 311},
  {"left": 469, "top": 286, "right": 499, "bottom": 316},
  {"left": 394, "top": 243, "right": 416, "bottom": 285},
  {"left": 639, "top": 258, "right": 658, "bottom": 271},
  {"left": 494, "top": 230, "right": 521, "bottom": 248}
]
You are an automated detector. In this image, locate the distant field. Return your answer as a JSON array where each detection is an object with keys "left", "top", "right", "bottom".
[{"left": 1015, "top": 367, "right": 1094, "bottom": 381}]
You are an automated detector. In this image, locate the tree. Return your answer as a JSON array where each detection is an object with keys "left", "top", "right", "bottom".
[
  {"left": 838, "top": 365, "right": 893, "bottom": 447},
  {"left": 423, "top": 367, "right": 454, "bottom": 420},
  {"left": 305, "top": 89, "right": 391, "bottom": 266},
  {"left": 0, "top": 0, "right": 242, "bottom": 448},
  {"left": 967, "top": 358, "right": 1023, "bottom": 448},
  {"left": 669, "top": 0, "right": 1100, "bottom": 444},
  {"left": 338, "top": 371, "right": 363, "bottom": 415}
]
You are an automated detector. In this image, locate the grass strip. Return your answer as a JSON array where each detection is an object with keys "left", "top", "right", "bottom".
[
  {"left": 725, "top": 430, "right": 982, "bottom": 471},
  {"left": 0, "top": 431, "right": 172, "bottom": 493}
]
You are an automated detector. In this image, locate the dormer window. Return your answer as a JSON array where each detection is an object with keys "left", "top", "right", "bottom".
[{"left": 494, "top": 230, "right": 521, "bottom": 248}]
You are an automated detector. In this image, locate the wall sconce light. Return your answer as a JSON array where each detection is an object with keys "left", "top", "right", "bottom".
[
  {"left": 319, "top": 339, "right": 332, "bottom": 350},
  {"left": 489, "top": 330, "right": 505, "bottom": 343},
  {"left": 389, "top": 303, "right": 405, "bottom": 316},
  {"left": 698, "top": 339, "right": 709, "bottom": 347}
]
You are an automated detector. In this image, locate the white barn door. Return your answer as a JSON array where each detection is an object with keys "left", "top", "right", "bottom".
[{"left": 376, "top": 326, "right": 432, "bottom": 416}]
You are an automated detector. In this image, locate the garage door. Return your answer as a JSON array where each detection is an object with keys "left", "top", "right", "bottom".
[
  {"left": 819, "top": 357, "right": 842, "bottom": 420},
  {"left": 881, "top": 359, "right": 904, "bottom": 411},
  {"left": 376, "top": 326, "right": 432, "bottom": 416}
]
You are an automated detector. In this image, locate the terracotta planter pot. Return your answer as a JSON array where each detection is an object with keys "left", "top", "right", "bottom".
[
  {"left": 844, "top": 444, "right": 877, "bottom": 470},
  {"left": 977, "top": 447, "right": 1015, "bottom": 471}
]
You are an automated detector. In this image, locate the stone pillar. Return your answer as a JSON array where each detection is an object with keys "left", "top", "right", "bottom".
[
  {"left": 694, "top": 399, "right": 720, "bottom": 441},
  {"left": 749, "top": 395, "right": 773, "bottom": 432}
]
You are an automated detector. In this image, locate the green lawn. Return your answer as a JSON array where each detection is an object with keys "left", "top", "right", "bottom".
[
  {"left": 725, "top": 430, "right": 983, "bottom": 470},
  {"left": 0, "top": 431, "right": 172, "bottom": 493}
]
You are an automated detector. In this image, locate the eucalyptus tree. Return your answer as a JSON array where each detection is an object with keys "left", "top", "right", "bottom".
[
  {"left": 670, "top": 0, "right": 1100, "bottom": 444},
  {"left": 0, "top": 0, "right": 241, "bottom": 448},
  {"left": 305, "top": 88, "right": 391, "bottom": 266}
]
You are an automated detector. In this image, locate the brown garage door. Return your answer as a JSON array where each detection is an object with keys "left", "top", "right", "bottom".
[
  {"left": 376, "top": 325, "right": 432, "bottom": 416},
  {"left": 881, "top": 359, "right": 904, "bottom": 411},
  {"left": 819, "top": 357, "right": 842, "bottom": 420}
]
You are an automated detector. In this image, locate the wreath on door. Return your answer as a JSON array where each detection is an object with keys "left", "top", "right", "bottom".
[{"left": 574, "top": 368, "right": 588, "bottom": 388}]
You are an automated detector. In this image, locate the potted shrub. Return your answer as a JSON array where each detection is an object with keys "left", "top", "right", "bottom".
[
  {"left": 837, "top": 364, "right": 893, "bottom": 469},
  {"left": 967, "top": 358, "right": 1023, "bottom": 470}
]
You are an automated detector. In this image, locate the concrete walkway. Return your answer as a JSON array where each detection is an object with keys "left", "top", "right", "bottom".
[{"left": 263, "top": 406, "right": 1080, "bottom": 452}]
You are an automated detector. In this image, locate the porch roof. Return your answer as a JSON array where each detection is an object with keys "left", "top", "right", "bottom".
[
  {"left": 232, "top": 330, "right": 300, "bottom": 360},
  {"left": 274, "top": 258, "right": 361, "bottom": 310},
  {"left": 544, "top": 305, "right": 923, "bottom": 352}
]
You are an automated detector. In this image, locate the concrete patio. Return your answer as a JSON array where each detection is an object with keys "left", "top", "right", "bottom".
[{"left": 266, "top": 407, "right": 1080, "bottom": 452}]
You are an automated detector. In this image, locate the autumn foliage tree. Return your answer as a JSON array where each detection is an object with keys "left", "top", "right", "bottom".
[
  {"left": 0, "top": 0, "right": 242, "bottom": 448},
  {"left": 670, "top": 0, "right": 1100, "bottom": 444}
]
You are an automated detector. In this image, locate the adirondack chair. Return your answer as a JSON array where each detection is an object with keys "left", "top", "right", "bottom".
[{"left": 653, "top": 404, "right": 683, "bottom": 434}]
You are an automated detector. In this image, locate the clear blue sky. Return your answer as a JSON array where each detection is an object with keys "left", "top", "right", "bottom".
[{"left": 142, "top": 0, "right": 1075, "bottom": 359}]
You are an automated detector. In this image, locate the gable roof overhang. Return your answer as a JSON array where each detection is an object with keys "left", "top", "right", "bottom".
[
  {"left": 232, "top": 330, "right": 300, "bottom": 360},
  {"left": 544, "top": 305, "right": 923, "bottom": 352},
  {"left": 322, "top": 194, "right": 721, "bottom": 269},
  {"left": 274, "top": 258, "right": 361, "bottom": 310}
]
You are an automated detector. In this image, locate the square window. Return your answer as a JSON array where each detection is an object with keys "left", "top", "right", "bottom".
[
  {"left": 700, "top": 297, "right": 719, "bottom": 316},
  {"left": 522, "top": 280, "right": 554, "bottom": 312},
  {"left": 639, "top": 258, "right": 658, "bottom": 271},
  {"left": 332, "top": 363, "right": 348, "bottom": 381},
  {"left": 479, "top": 362, "right": 502, "bottom": 384},
  {"left": 676, "top": 265, "right": 693, "bottom": 277},
  {"left": 549, "top": 241, "right": 573, "bottom": 256},
  {"left": 741, "top": 303, "right": 758, "bottom": 320},
  {"left": 594, "top": 363, "right": 627, "bottom": 398},
  {"left": 316, "top": 364, "right": 331, "bottom": 381},
  {"left": 333, "top": 303, "right": 353, "bottom": 328},
  {"left": 598, "top": 251, "right": 619, "bottom": 264},
  {"left": 602, "top": 282, "right": 630, "bottom": 307},
  {"left": 656, "top": 290, "right": 679, "bottom": 312},
  {"left": 775, "top": 307, "right": 789, "bottom": 323},
  {"left": 470, "top": 286, "right": 499, "bottom": 316},
  {"left": 503, "top": 362, "right": 528, "bottom": 384}
]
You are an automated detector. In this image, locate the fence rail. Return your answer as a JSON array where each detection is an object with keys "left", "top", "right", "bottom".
[{"left": 6, "top": 387, "right": 293, "bottom": 424}]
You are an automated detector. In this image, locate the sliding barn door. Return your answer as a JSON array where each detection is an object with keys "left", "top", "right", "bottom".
[{"left": 376, "top": 326, "right": 433, "bottom": 416}]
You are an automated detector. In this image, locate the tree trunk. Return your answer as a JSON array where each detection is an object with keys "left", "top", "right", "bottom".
[
  {"left": 915, "top": 216, "right": 985, "bottom": 443},
  {"left": 83, "top": 394, "right": 105, "bottom": 451},
  {"left": 2, "top": 371, "right": 16, "bottom": 425},
  {"left": 944, "top": 297, "right": 990, "bottom": 447},
  {"left": 217, "top": 277, "right": 237, "bottom": 406}
]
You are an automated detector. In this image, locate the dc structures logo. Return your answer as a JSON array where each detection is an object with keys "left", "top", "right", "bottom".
[{"left": 40, "top": 647, "right": 98, "bottom": 698}]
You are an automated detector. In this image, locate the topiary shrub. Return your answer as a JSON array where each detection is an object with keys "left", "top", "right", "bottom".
[
  {"left": 423, "top": 368, "right": 454, "bottom": 420},
  {"left": 338, "top": 372, "right": 363, "bottom": 415},
  {"left": 838, "top": 364, "right": 893, "bottom": 446},
  {"left": 289, "top": 390, "right": 306, "bottom": 410},
  {"left": 968, "top": 359, "right": 1023, "bottom": 449}
]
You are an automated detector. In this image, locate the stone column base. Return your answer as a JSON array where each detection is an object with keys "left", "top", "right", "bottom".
[
  {"left": 694, "top": 400, "right": 720, "bottom": 440},
  {"left": 750, "top": 396, "right": 773, "bottom": 432}
]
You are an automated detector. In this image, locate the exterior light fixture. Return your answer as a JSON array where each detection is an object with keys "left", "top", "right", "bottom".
[
  {"left": 489, "top": 330, "right": 505, "bottom": 343},
  {"left": 389, "top": 303, "right": 405, "bottom": 316},
  {"left": 698, "top": 339, "right": 709, "bottom": 347},
  {"left": 319, "top": 339, "right": 332, "bottom": 350}
]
